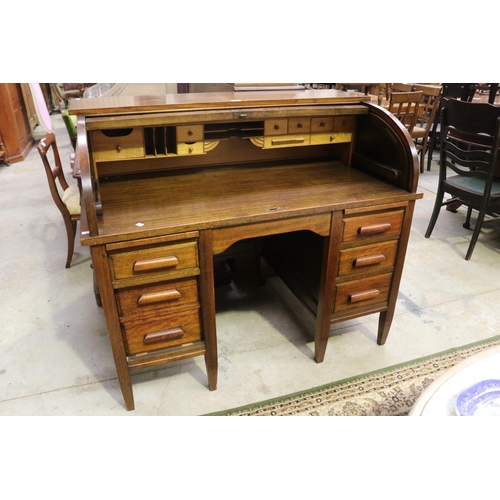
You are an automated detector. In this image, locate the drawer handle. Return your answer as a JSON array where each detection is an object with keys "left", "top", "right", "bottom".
[
  {"left": 143, "top": 327, "right": 184, "bottom": 345},
  {"left": 353, "top": 254, "right": 386, "bottom": 268},
  {"left": 137, "top": 289, "right": 181, "bottom": 305},
  {"left": 271, "top": 137, "right": 306, "bottom": 145},
  {"left": 358, "top": 223, "right": 392, "bottom": 235},
  {"left": 133, "top": 256, "right": 179, "bottom": 272},
  {"left": 349, "top": 289, "right": 380, "bottom": 303}
]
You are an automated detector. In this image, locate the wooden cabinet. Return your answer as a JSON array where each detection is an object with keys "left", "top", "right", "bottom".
[
  {"left": 71, "top": 89, "right": 422, "bottom": 410},
  {"left": 0, "top": 83, "right": 34, "bottom": 163}
]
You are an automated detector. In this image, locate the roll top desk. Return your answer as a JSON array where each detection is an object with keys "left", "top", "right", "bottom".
[{"left": 70, "top": 90, "right": 422, "bottom": 410}]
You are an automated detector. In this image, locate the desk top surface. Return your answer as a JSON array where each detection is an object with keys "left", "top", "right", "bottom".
[
  {"left": 69, "top": 89, "right": 371, "bottom": 116},
  {"left": 81, "top": 161, "right": 421, "bottom": 245}
]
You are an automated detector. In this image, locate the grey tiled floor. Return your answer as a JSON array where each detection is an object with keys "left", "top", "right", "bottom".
[{"left": 2, "top": 112, "right": 500, "bottom": 416}]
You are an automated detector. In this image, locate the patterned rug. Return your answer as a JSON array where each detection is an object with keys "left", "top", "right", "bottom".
[{"left": 207, "top": 336, "right": 500, "bottom": 416}]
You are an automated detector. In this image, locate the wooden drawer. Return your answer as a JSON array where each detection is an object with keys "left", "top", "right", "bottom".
[
  {"left": 342, "top": 209, "right": 404, "bottom": 245},
  {"left": 122, "top": 308, "right": 202, "bottom": 355},
  {"left": 334, "top": 273, "right": 392, "bottom": 312},
  {"left": 176, "top": 125, "right": 204, "bottom": 142},
  {"left": 90, "top": 128, "right": 144, "bottom": 162},
  {"left": 177, "top": 142, "right": 204, "bottom": 155},
  {"left": 264, "top": 119, "right": 288, "bottom": 136},
  {"left": 109, "top": 240, "right": 199, "bottom": 283},
  {"left": 310, "top": 133, "right": 353, "bottom": 145},
  {"left": 338, "top": 240, "right": 398, "bottom": 277},
  {"left": 334, "top": 116, "right": 355, "bottom": 132},
  {"left": 263, "top": 134, "right": 310, "bottom": 149},
  {"left": 116, "top": 277, "right": 199, "bottom": 318},
  {"left": 311, "top": 117, "right": 334, "bottom": 133},
  {"left": 288, "top": 118, "right": 311, "bottom": 134}
]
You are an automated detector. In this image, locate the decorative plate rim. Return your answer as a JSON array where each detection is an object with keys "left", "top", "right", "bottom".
[{"left": 455, "top": 379, "right": 500, "bottom": 416}]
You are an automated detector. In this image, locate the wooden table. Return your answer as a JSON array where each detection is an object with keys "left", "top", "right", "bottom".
[{"left": 70, "top": 89, "right": 422, "bottom": 410}]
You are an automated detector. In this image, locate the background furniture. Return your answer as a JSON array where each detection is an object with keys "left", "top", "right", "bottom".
[
  {"left": 387, "top": 90, "right": 423, "bottom": 135},
  {"left": 71, "top": 89, "right": 421, "bottom": 410},
  {"left": 0, "top": 83, "right": 34, "bottom": 164},
  {"left": 411, "top": 84, "right": 442, "bottom": 173},
  {"left": 426, "top": 83, "right": 476, "bottom": 171},
  {"left": 37, "top": 132, "right": 81, "bottom": 268},
  {"left": 425, "top": 98, "right": 500, "bottom": 260}
]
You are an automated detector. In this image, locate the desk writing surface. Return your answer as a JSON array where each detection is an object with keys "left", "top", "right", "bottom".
[{"left": 86, "top": 162, "right": 419, "bottom": 245}]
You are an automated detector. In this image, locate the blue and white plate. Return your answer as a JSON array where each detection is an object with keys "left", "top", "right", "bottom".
[{"left": 455, "top": 379, "right": 500, "bottom": 416}]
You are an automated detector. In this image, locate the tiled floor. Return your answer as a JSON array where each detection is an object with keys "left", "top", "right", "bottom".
[{"left": 2, "top": 111, "right": 500, "bottom": 416}]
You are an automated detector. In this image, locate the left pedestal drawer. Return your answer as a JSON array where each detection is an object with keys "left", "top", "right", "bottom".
[{"left": 122, "top": 308, "right": 202, "bottom": 355}]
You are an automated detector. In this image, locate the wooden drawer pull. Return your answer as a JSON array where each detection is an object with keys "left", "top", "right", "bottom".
[
  {"left": 133, "top": 256, "right": 179, "bottom": 272},
  {"left": 353, "top": 254, "right": 386, "bottom": 267},
  {"left": 137, "top": 289, "right": 181, "bottom": 305},
  {"left": 358, "top": 222, "right": 392, "bottom": 235},
  {"left": 143, "top": 327, "right": 184, "bottom": 345},
  {"left": 271, "top": 137, "right": 306, "bottom": 145},
  {"left": 349, "top": 289, "right": 380, "bottom": 303}
]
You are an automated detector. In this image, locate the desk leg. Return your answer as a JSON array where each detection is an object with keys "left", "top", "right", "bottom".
[
  {"left": 91, "top": 246, "right": 135, "bottom": 410},
  {"left": 314, "top": 212, "right": 342, "bottom": 363},
  {"left": 199, "top": 230, "right": 218, "bottom": 390}
]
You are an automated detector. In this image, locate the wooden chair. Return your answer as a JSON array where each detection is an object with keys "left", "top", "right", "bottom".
[
  {"left": 410, "top": 84, "right": 442, "bottom": 173},
  {"left": 37, "top": 132, "right": 81, "bottom": 268},
  {"left": 61, "top": 110, "right": 77, "bottom": 149},
  {"left": 387, "top": 90, "right": 423, "bottom": 135},
  {"left": 425, "top": 98, "right": 500, "bottom": 260},
  {"left": 426, "top": 83, "right": 476, "bottom": 171}
]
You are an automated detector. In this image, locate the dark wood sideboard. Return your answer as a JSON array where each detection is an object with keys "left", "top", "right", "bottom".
[{"left": 70, "top": 89, "right": 423, "bottom": 410}]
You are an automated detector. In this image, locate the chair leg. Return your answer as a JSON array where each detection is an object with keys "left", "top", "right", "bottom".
[
  {"left": 465, "top": 209, "right": 486, "bottom": 261},
  {"left": 64, "top": 218, "right": 77, "bottom": 268},
  {"left": 425, "top": 187, "right": 445, "bottom": 238},
  {"left": 427, "top": 135, "right": 436, "bottom": 171},
  {"left": 463, "top": 206, "right": 473, "bottom": 229}
]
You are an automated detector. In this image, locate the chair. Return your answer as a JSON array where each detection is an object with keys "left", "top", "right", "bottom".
[
  {"left": 29, "top": 83, "right": 53, "bottom": 134},
  {"left": 410, "top": 84, "right": 442, "bottom": 173},
  {"left": 426, "top": 83, "right": 476, "bottom": 171},
  {"left": 387, "top": 90, "right": 423, "bottom": 135},
  {"left": 62, "top": 110, "right": 77, "bottom": 149},
  {"left": 424, "top": 98, "right": 500, "bottom": 260},
  {"left": 37, "top": 132, "right": 81, "bottom": 268}
]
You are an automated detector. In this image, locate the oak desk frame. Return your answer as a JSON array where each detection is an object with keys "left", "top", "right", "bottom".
[{"left": 70, "top": 90, "right": 422, "bottom": 411}]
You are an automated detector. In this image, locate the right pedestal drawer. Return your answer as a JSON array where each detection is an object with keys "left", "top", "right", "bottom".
[{"left": 333, "top": 207, "right": 405, "bottom": 315}]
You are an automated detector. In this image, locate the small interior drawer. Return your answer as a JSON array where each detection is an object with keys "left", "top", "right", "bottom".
[
  {"left": 338, "top": 240, "right": 398, "bottom": 277},
  {"left": 311, "top": 117, "right": 334, "bottom": 133},
  {"left": 342, "top": 210, "right": 404, "bottom": 244},
  {"left": 177, "top": 142, "right": 204, "bottom": 156},
  {"left": 109, "top": 240, "right": 199, "bottom": 283},
  {"left": 176, "top": 125, "right": 204, "bottom": 142},
  {"left": 122, "top": 308, "right": 202, "bottom": 355},
  {"left": 116, "top": 277, "right": 200, "bottom": 318},
  {"left": 90, "top": 128, "right": 144, "bottom": 162},
  {"left": 334, "top": 116, "right": 355, "bottom": 132},
  {"left": 264, "top": 119, "right": 288, "bottom": 136},
  {"left": 288, "top": 118, "right": 311, "bottom": 134},
  {"left": 263, "top": 134, "right": 310, "bottom": 149},
  {"left": 334, "top": 273, "right": 392, "bottom": 312}
]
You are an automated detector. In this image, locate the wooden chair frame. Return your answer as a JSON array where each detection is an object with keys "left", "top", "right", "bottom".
[
  {"left": 37, "top": 132, "right": 80, "bottom": 268},
  {"left": 425, "top": 98, "right": 500, "bottom": 260},
  {"left": 387, "top": 90, "right": 423, "bottom": 135}
]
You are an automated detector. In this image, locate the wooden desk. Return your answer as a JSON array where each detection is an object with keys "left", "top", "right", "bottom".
[{"left": 70, "top": 89, "right": 422, "bottom": 410}]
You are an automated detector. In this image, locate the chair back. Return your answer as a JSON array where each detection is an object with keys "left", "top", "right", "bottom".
[
  {"left": 62, "top": 110, "right": 77, "bottom": 149},
  {"left": 37, "top": 133, "right": 78, "bottom": 216},
  {"left": 29, "top": 83, "right": 53, "bottom": 134},
  {"left": 440, "top": 97, "right": 500, "bottom": 181},
  {"left": 412, "top": 84, "right": 442, "bottom": 135},
  {"left": 388, "top": 90, "right": 423, "bottom": 134}
]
